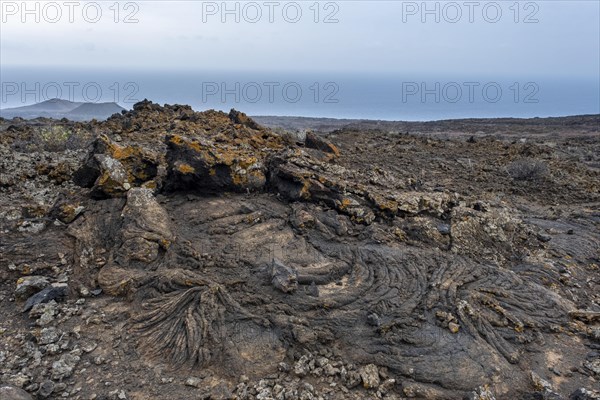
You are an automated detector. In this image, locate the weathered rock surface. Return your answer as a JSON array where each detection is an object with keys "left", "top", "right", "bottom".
[
  {"left": 22, "top": 284, "right": 69, "bottom": 312},
  {"left": 1, "top": 102, "right": 599, "bottom": 399},
  {"left": 305, "top": 131, "right": 340, "bottom": 157},
  {"left": 14, "top": 276, "right": 50, "bottom": 300},
  {"left": 0, "top": 385, "right": 33, "bottom": 400}
]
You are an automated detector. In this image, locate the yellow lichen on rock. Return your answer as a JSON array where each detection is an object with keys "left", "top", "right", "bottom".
[{"left": 177, "top": 163, "right": 195, "bottom": 174}]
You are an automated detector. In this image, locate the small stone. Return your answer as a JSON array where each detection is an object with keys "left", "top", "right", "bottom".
[
  {"left": 23, "top": 284, "right": 69, "bottom": 312},
  {"left": 54, "top": 383, "right": 67, "bottom": 392},
  {"left": 342, "top": 369, "right": 362, "bottom": 389},
  {"left": 38, "top": 380, "right": 55, "bottom": 398},
  {"left": 359, "top": 364, "right": 380, "bottom": 389},
  {"left": 52, "top": 353, "right": 80, "bottom": 380},
  {"left": 307, "top": 281, "right": 319, "bottom": 297},
  {"left": 437, "top": 224, "right": 451, "bottom": 235},
  {"left": 71, "top": 348, "right": 83, "bottom": 357},
  {"left": 24, "top": 383, "right": 38, "bottom": 393},
  {"left": 531, "top": 371, "right": 553, "bottom": 392},
  {"left": 278, "top": 362, "right": 291, "bottom": 372},
  {"left": 367, "top": 313, "right": 380, "bottom": 327},
  {"left": 569, "top": 388, "right": 600, "bottom": 400},
  {"left": 46, "top": 344, "right": 61, "bottom": 355},
  {"left": 81, "top": 340, "right": 98, "bottom": 353},
  {"left": 323, "top": 364, "right": 339, "bottom": 376},
  {"left": 448, "top": 322, "right": 460, "bottom": 333},
  {"left": 583, "top": 358, "right": 600, "bottom": 375},
  {"left": 294, "top": 355, "right": 311, "bottom": 377},
  {"left": 15, "top": 276, "right": 50, "bottom": 300},
  {"left": 37, "top": 327, "right": 60, "bottom": 345},
  {"left": 4, "top": 374, "right": 30, "bottom": 389},
  {"left": 537, "top": 233, "right": 552, "bottom": 242},
  {"left": 93, "top": 356, "right": 105, "bottom": 365},
  {"left": 30, "top": 301, "right": 59, "bottom": 326},
  {"left": 185, "top": 377, "right": 203, "bottom": 388},
  {"left": 301, "top": 382, "right": 314, "bottom": 393},
  {"left": 467, "top": 386, "right": 497, "bottom": 400},
  {"left": 378, "top": 379, "right": 396, "bottom": 395}
]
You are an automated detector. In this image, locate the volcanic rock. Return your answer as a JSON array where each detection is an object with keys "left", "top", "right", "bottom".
[
  {"left": 15, "top": 276, "right": 50, "bottom": 300},
  {"left": 22, "top": 284, "right": 69, "bottom": 312},
  {"left": 0, "top": 385, "right": 33, "bottom": 400},
  {"left": 1, "top": 101, "right": 599, "bottom": 399},
  {"left": 305, "top": 131, "right": 340, "bottom": 157}
]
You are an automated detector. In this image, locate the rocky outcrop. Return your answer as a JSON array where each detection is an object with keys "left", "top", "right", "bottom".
[
  {"left": 1, "top": 101, "right": 599, "bottom": 400},
  {"left": 73, "top": 134, "right": 160, "bottom": 197},
  {"left": 164, "top": 133, "right": 269, "bottom": 192}
]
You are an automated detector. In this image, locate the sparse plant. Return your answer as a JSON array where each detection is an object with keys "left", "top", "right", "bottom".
[
  {"left": 38, "top": 125, "right": 71, "bottom": 151},
  {"left": 11, "top": 124, "right": 90, "bottom": 153},
  {"left": 507, "top": 158, "right": 549, "bottom": 181}
]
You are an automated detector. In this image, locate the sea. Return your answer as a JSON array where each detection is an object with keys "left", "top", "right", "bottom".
[{"left": 1, "top": 67, "right": 599, "bottom": 121}]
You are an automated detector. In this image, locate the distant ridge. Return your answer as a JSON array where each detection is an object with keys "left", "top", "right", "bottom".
[
  {"left": 67, "top": 102, "right": 126, "bottom": 120},
  {"left": 0, "top": 98, "right": 126, "bottom": 121}
]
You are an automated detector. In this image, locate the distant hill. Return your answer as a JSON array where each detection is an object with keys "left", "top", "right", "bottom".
[
  {"left": 0, "top": 98, "right": 126, "bottom": 121},
  {"left": 66, "top": 102, "right": 126, "bottom": 121},
  {"left": 6, "top": 98, "right": 84, "bottom": 113}
]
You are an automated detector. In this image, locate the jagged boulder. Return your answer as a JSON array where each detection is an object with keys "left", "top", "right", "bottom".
[
  {"left": 305, "top": 131, "right": 340, "bottom": 157},
  {"left": 269, "top": 149, "right": 375, "bottom": 223},
  {"left": 119, "top": 188, "right": 174, "bottom": 263},
  {"left": 73, "top": 134, "right": 160, "bottom": 197},
  {"left": 97, "top": 188, "right": 175, "bottom": 295},
  {"left": 229, "top": 109, "right": 262, "bottom": 130},
  {"left": 164, "top": 134, "right": 269, "bottom": 192},
  {"left": 49, "top": 194, "right": 85, "bottom": 224}
]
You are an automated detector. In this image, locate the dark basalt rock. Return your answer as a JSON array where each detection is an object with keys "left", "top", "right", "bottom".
[
  {"left": 305, "top": 131, "right": 340, "bottom": 157},
  {"left": 229, "top": 108, "right": 262, "bottom": 130},
  {"left": 569, "top": 388, "right": 600, "bottom": 400},
  {"left": 22, "top": 284, "right": 69, "bottom": 312},
  {"left": 271, "top": 259, "right": 298, "bottom": 293}
]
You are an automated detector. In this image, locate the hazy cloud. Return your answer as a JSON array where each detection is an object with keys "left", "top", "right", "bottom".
[{"left": 0, "top": 1, "right": 598, "bottom": 77}]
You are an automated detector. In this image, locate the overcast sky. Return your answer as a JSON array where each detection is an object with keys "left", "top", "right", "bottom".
[{"left": 1, "top": 0, "right": 599, "bottom": 78}]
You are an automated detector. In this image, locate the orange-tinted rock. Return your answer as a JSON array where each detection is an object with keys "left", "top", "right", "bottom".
[
  {"left": 305, "top": 132, "right": 340, "bottom": 157},
  {"left": 165, "top": 134, "right": 269, "bottom": 192},
  {"left": 73, "top": 135, "right": 159, "bottom": 197}
]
